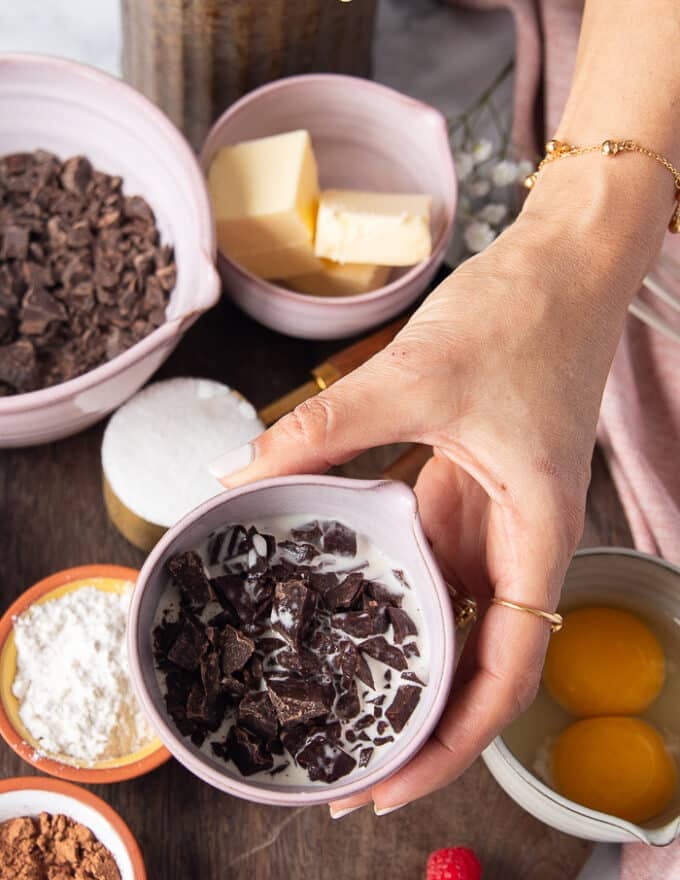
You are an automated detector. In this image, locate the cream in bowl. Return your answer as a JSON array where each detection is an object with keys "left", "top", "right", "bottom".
[
  {"left": 0, "top": 565, "right": 169, "bottom": 783},
  {"left": 153, "top": 515, "right": 428, "bottom": 784},
  {"left": 484, "top": 548, "right": 680, "bottom": 845},
  {"left": 128, "top": 476, "right": 455, "bottom": 805}
]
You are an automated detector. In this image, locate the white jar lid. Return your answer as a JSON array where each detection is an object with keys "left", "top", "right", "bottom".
[{"left": 102, "top": 377, "right": 263, "bottom": 534}]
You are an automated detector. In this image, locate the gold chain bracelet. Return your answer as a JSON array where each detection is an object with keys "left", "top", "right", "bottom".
[{"left": 524, "top": 138, "right": 680, "bottom": 233}]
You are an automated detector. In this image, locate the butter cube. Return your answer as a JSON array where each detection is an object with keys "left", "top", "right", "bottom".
[
  {"left": 286, "top": 261, "right": 392, "bottom": 297},
  {"left": 314, "top": 190, "right": 432, "bottom": 266},
  {"left": 208, "top": 130, "right": 322, "bottom": 279}
]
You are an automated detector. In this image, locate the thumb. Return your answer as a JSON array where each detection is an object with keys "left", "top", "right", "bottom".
[{"left": 208, "top": 357, "right": 415, "bottom": 488}]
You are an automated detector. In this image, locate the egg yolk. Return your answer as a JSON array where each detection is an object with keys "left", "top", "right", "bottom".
[
  {"left": 543, "top": 607, "right": 665, "bottom": 716},
  {"left": 552, "top": 717, "right": 676, "bottom": 823}
]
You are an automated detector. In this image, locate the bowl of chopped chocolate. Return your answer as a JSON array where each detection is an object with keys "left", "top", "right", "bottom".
[
  {"left": 128, "top": 474, "right": 455, "bottom": 806},
  {"left": 0, "top": 776, "right": 146, "bottom": 879},
  {"left": 0, "top": 54, "right": 220, "bottom": 447}
]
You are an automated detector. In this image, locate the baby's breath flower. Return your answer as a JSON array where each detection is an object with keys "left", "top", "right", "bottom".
[
  {"left": 466, "top": 178, "right": 491, "bottom": 198},
  {"left": 477, "top": 203, "right": 507, "bottom": 225},
  {"left": 491, "top": 159, "right": 519, "bottom": 187},
  {"left": 464, "top": 220, "right": 496, "bottom": 253},
  {"left": 454, "top": 151, "right": 475, "bottom": 182},
  {"left": 458, "top": 194, "right": 472, "bottom": 217},
  {"left": 516, "top": 159, "right": 535, "bottom": 181},
  {"left": 472, "top": 139, "right": 493, "bottom": 164}
]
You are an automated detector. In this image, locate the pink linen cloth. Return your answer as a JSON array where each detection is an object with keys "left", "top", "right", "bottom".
[{"left": 453, "top": 0, "right": 680, "bottom": 874}]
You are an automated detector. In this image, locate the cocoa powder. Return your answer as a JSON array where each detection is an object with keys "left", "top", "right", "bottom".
[{"left": 0, "top": 812, "right": 120, "bottom": 880}]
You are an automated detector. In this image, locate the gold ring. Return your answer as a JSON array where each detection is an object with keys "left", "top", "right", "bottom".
[{"left": 491, "top": 598, "right": 563, "bottom": 633}]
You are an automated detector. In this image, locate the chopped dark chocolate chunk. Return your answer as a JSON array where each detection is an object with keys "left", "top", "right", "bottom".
[
  {"left": 322, "top": 521, "right": 357, "bottom": 556},
  {"left": 386, "top": 685, "right": 421, "bottom": 733},
  {"left": 221, "top": 625, "right": 255, "bottom": 674},
  {"left": 345, "top": 729, "right": 357, "bottom": 743},
  {"left": 167, "top": 617, "right": 206, "bottom": 671},
  {"left": 267, "top": 676, "right": 332, "bottom": 727},
  {"left": 384, "top": 670, "right": 392, "bottom": 683},
  {"left": 365, "top": 581, "right": 402, "bottom": 608},
  {"left": 221, "top": 676, "right": 247, "bottom": 700},
  {"left": 167, "top": 551, "right": 212, "bottom": 609},
  {"left": 186, "top": 681, "right": 223, "bottom": 729},
  {"left": 359, "top": 747, "right": 374, "bottom": 768},
  {"left": 388, "top": 607, "right": 418, "bottom": 643},
  {"left": 376, "top": 720, "right": 389, "bottom": 736},
  {"left": 332, "top": 608, "right": 389, "bottom": 638},
  {"left": 355, "top": 653, "right": 375, "bottom": 690},
  {"left": 403, "top": 642, "right": 421, "bottom": 659},
  {"left": 276, "top": 647, "right": 322, "bottom": 677},
  {"left": 213, "top": 725, "right": 274, "bottom": 776},
  {"left": 272, "top": 578, "right": 316, "bottom": 648},
  {"left": 354, "top": 714, "right": 374, "bottom": 731},
  {"left": 211, "top": 574, "right": 252, "bottom": 624},
  {"left": 207, "top": 530, "right": 227, "bottom": 565},
  {"left": 359, "top": 637, "right": 408, "bottom": 671},
  {"left": 373, "top": 735, "right": 395, "bottom": 746},
  {"left": 392, "top": 569, "right": 412, "bottom": 590},
  {"left": 335, "top": 681, "right": 361, "bottom": 720},
  {"left": 0, "top": 339, "right": 38, "bottom": 392},
  {"left": 270, "top": 762, "right": 290, "bottom": 776},
  {"left": 296, "top": 735, "right": 356, "bottom": 783},
  {"left": 336, "top": 639, "right": 359, "bottom": 686},
  {"left": 238, "top": 691, "right": 278, "bottom": 743},
  {"left": 291, "top": 520, "right": 323, "bottom": 546},
  {"left": 256, "top": 636, "right": 287, "bottom": 655},
  {"left": 401, "top": 671, "right": 426, "bottom": 686},
  {"left": 0, "top": 150, "right": 174, "bottom": 395},
  {"left": 309, "top": 571, "right": 339, "bottom": 595},
  {"left": 323, "top": 572, "right": 364, "bottom": 612},
  {"left": 278, "top": 540, "right": 320, "bottom": 564}
]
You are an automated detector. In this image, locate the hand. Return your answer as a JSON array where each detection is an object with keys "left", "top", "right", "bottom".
[{"left": 209, "top": 202, "right": 647, "bottom": 816}]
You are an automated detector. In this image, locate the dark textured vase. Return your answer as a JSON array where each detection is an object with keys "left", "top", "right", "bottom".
[{"left": 121, "top": 0, "right": 378, "bottom": 149}]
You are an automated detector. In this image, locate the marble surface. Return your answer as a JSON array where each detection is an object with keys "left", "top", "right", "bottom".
[{"left": 0, "top": 2, "right": 618, "bottom": 877}]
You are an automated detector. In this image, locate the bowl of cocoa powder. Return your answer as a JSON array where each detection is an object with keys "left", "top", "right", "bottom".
[
  {"left": 0, "top": 776, "right": 146, "bottom": 879},
  {"left": 0, "top": 54, "right": 220, "bottom": 447}
]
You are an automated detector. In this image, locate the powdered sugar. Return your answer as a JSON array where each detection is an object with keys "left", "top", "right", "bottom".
[{"left": 12, "top": 584, "right": 154, "bottom": 765}]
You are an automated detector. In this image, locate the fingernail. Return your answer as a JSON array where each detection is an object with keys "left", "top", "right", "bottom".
[
  {"left": 329, "top": 804, "right": 364, "bottom": 820},
  {"left": 373, "top": 802, "right": 407, "bottom": 816},
  {"left": 208, "top": 443, "right": 254, "bottom": 480}
]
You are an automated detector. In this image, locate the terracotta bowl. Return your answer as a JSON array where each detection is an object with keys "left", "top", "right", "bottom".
[
  {"left": 0, "top": 564, "right": 171, "bottom": 783},
  {"left": 0, "top": 776, "right": 146, "bottom": 879},
  {"left": 0, "top": 53, "right": 220, "bottom": 448},
  {"left": 128, "top": 475, "right": 455, "bottom": 806},
  {"left": 200, "top": 74, "right": 457, "bottom": 340},
  {"left": 483, "top": 549, "right": 680, "bottom": 845}
]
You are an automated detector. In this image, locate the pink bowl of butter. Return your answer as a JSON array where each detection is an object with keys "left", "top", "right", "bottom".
[
  {"left": 128, "top": 475, "right": 455, "bottom": 806},
  {"left": 200, "top": 74, "right": 457, "bottom": 340}
]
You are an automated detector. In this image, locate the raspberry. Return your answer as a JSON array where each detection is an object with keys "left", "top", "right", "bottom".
[{"left": 426, "top": 847, "right": 482, "bottom": 880}]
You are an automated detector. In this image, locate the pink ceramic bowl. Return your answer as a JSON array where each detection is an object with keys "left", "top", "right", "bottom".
[
  {"left": 0, "top": 54, "right": 220, "bottom": 447},
  {"left": 128, "top": 475, "right": 455, "bottom": 806},
  {"left": 200, "top": 74, "right": 457, "bottom": 340}
]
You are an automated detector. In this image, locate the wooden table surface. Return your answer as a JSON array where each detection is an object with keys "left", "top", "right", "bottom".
[{"left": 0, "top": 289, "right": 633, "bottom": 880}]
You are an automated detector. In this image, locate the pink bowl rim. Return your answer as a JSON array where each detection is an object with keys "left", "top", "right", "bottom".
[
  {"left": 127, "top": 474, "right": 455, "bottom": 806},
  {"left": 200, "top": 73, "right": 457, "bottom": 308},
  {"left": 0, "top": 52, "right": 218, "bottom": 416}
]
